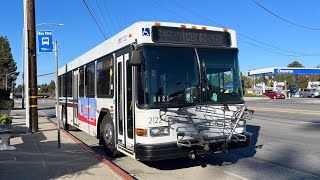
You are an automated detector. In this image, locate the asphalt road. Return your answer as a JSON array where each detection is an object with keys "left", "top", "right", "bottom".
[{"left": 22, "top": 97, "right": 320, "bottom": 180}]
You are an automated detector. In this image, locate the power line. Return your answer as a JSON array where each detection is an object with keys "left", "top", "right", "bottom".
[
  {"left": 152, "top": 1, "right": 193, "bottom": 23},
  {"left": 169, "top": 0, "right": 320, "bottom": 57},
  {"left": 170, "top": 0, "right": 223, "bottom": 27},
  {"left": 252, "top": 0, "right": 320, "bottom": 31},
  {"left": 106, "top": 0, "right": 122, "bottom": 29},
  {"left": 238, "top": 38, "right": 306, "bottom": 57},
  {"left": 95, "top": 0, "right": 112, "bottom": 36},
  {"left": 37, "top": 72, "right": 55, "bottom": 77},
  {"left": 100, "top": 0, "right": 117, "bottom": 33},
  {"left": 82, "top": 0, "right": 108, "bottom": 39},
  {"left": 119, "top": 0, "right": 128, "bottom": 27}
]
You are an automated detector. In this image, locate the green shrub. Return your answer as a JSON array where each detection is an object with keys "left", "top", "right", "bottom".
[
  {"left": 0, "top": 98, "right": 14, "bottom": 110},
  {"left": 0, "top": 114, "right": 12, "bottom": 125}
]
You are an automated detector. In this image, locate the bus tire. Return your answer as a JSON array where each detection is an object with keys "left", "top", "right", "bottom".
[{"left": 100, "top": 115, "right": 119, "bottom": 157}]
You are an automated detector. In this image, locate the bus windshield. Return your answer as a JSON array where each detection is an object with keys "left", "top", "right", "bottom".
[{"left": 137, "top": 46, "right": 243, "bottom": 108}]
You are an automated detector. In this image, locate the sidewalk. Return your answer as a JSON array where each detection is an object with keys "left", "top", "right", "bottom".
[{"left": 0, "top": 108, "right": 127, "bottom": 180}]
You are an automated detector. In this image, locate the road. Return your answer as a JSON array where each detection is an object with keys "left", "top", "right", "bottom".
[{"left": 20, "top": 97, "right": 320, "bottom": 180}]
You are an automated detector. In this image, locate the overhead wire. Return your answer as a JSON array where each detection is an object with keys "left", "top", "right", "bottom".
[
  {"left": 252, "top": 0, "right": 320, "bottom": 31},
  {"left": 107, "top": 0, "right": 122, "bottom": 30},
  {"left": 169, "top": 0, "right": 320, "bottom": 57},
  {"left": 100, "top": 0, "right": 117, "bottom": 34},
  {"left": 95, "top": 0, "right": 112, "bottom": 36},
  {"left": 152, "top": 1, "right": 193, "bottom": 23},
  {"left": 82, "top": 0, "right": 108, "bottom": 39},
  {"left": 238, "top": 38, "right": 306, "bottom": 57},
  {"left": 119, "top": 0, "right": 128, "bottom": 27}
]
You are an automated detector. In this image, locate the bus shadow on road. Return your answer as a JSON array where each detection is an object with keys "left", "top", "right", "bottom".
[{"left": 143, "top": 125, "right": 261, "bottom": 170}]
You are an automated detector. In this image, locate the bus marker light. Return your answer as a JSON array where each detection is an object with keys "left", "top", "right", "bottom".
[
  {"left": 191, "top": 25, "right": 197, "bottom": 29},
  {"left": 136, "top": 128, "right": 147, "bottom": 136},
  {"left": 201, "top": 26, "right": 207, "bottom": 30},
  {"left": 129, "top": 34, "right": 132, "bottom": 38},
  {"left": 155, "top": 22, "right": 161, "bottom": 26},
  {"left": 181, "top": 24, "right": 186, "bottom": 28},
  {"left": 223, "top": 27, "right": 228, "bottom": 32}
]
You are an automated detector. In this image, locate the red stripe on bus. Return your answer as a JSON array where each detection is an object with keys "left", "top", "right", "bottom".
[{"left": 58, "top": 102, "right": 78, "bottom": 108}]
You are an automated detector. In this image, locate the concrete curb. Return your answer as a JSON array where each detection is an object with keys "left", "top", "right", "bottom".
[{"left": 47, "top": 119, "right": 135, "bottom": 180}]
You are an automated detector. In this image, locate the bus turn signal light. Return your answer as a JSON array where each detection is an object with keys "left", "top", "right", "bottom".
[{"left": 136, "top": 128, "right": 147, "bottom": 136}]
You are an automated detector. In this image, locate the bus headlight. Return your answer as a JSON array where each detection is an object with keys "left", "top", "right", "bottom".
[
  {"left": 150, "top": 127, "right": 170, "bottom": 137},
  {"left": 238, "top": 120, "right": 246, "bottom": 127}
]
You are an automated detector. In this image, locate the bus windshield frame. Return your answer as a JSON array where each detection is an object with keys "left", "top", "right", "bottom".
[{"left": 136, "top": 45, "right": 244, "bottom": 109}]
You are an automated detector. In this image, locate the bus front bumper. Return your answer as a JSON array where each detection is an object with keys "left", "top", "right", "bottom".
[{"left": 135, "top": 132, "right": 251, "bottom": 161}]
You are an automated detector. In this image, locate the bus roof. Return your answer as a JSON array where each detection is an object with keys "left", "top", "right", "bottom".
[{"left": 58, "top": 21, "right": 237, "bottom": 75}]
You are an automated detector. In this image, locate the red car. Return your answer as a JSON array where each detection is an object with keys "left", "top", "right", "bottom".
[{"left": 263, "top": 91, "right": 285, "bottom": 99}]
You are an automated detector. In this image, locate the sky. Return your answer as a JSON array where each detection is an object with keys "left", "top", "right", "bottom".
[{"left": 1, "top": 0, "right": 320, "bottom": 85}]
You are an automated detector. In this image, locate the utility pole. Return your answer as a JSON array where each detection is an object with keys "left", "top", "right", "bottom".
[{"left": 27, "top": 0, "right": 38, "bottom": 132}]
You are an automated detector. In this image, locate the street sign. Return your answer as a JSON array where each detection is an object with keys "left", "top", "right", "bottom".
[{"left": 37, "top": 30, "right": 53, "bottom": 53}]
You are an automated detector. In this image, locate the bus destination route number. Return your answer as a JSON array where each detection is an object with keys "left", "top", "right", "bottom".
[{"left": 152, "top": 26, "right": 231, "bottom": 47}]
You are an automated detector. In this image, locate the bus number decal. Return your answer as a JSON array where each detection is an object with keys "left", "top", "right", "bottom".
[{"left": 149, "top": 117, "right": 162, "bottom": 124}]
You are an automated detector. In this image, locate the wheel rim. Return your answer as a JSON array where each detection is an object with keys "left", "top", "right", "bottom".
[{"left": 103, "top": 124, "right": 113, "bottom": 149}]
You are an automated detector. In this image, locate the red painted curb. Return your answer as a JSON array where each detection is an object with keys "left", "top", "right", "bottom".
[{"left": 47, "top": 119, "right": 135, "bottom": 180}]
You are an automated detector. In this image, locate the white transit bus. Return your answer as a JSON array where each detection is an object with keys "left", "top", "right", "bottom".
[{"left": 57, "top": 22, "right": 252, "bottom": 161}]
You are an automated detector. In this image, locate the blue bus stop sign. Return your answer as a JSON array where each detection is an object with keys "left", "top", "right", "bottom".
[{"left": 38, "top": 30, "right": 53, "bottom": 53}]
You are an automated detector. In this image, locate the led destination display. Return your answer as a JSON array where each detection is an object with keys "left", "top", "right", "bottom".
[{"left": 152, "top": 26, "right": 231, "bottom": 46}]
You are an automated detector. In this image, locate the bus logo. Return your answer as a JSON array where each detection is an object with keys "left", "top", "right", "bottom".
[{"left": 142, "top": 28, "right": 150, "bottom": 36}]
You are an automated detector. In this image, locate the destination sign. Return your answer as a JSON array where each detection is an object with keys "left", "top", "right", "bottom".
[{"left": 152, "top": 26, "right": 231, "bottom": 46}]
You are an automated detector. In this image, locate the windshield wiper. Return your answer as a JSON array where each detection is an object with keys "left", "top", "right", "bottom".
[{"left": 169, "top": 90, "right": 185, "bottom": 103}]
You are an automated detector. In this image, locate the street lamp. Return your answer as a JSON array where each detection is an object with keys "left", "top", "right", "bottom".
[
  {"left": 6, "top": 71, "right": 19, "bottom": 91},
  {"left": 36, "top": 23, "right": 64, "bottom": 27}
]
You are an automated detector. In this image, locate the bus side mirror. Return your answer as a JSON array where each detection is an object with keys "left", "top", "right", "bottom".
[{"left": 130, "top": 49, "right": 143, "bottom": 66}]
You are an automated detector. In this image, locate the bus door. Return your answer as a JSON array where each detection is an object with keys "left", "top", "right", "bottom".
[
  {"left": 73, "top": 70, "right": 79, "bottom": 126},
  {"left": 116, "top": 53, "right": 134, "bottom": 151}
]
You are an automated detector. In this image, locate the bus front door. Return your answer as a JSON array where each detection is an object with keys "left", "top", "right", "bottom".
[{"left": 116, "top": 53, "right": 134, "bottom": 152}]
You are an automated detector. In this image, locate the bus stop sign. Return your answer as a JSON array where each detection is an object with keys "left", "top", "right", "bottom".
[{"left": 38, "top": 30, "right": 53, "bottom": 53}]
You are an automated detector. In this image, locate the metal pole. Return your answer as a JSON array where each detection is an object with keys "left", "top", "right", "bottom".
[
  {"left": 23, "top": 0, "right": 29, "bottom": 129},
  {"left": 54, "top": 41, "right": 61, "bottom": 148},
  {"left": 6, "top": 74, "right": 8, "bottom": 91},
  {"left": 22, "top": 21, "right": 25, "bottom": 109}
]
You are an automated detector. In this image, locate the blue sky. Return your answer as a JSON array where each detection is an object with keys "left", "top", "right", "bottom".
[{"left": 1, "top": 0, "right": 320, "bottom": 85}]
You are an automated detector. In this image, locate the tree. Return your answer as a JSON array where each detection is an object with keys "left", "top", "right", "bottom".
[
  {"left": 286, "top": 61, "right": 307, "bottom": 88},
  {"left": 15, "top": 85, "right": 22, "bottom": 93},
  {"left": 49, "top": 80, "right": 55, "bottom": 90},
  {"left": 288, "top": 61, "right": 304, "bottom": 68},
  {"left": 0, "top": 36, "right": 17, "bottom": 91}
]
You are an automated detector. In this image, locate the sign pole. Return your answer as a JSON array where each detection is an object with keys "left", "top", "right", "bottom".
[{"left": 54, "top": 41, "right": 61, "bottom": 148}]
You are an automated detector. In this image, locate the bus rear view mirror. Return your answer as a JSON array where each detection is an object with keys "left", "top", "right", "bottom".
[{"left": 130, "top": 49, "right": 143, "bottom": 66}]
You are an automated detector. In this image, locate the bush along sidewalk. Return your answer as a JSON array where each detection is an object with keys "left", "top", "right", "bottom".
[
  {"left": 0, "top": 98, "right": 14, "bottom": 115},
  {"left": 0, "top": 112, "right": 15, "bottom": 150}
]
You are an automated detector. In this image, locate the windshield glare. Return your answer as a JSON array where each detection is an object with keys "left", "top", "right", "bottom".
[{"left": 137, "top": 46, "right": 243, "bottom": 108}]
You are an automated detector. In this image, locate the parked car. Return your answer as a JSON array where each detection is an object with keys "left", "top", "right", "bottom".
[
  {"left": 299, "top": 89, "right": 320, "bottom": 98},
  {"left": 263, "top": 91, "right": 286, "bottom": 99}
]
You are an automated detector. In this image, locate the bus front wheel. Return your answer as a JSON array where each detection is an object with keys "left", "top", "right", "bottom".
[{"left": 100, "top": 116, "right": 119, "bottom": 157}]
